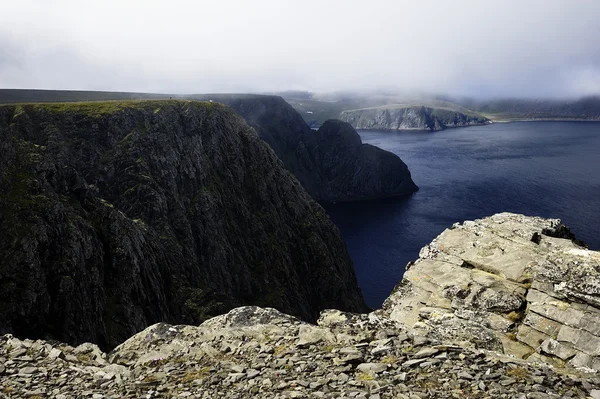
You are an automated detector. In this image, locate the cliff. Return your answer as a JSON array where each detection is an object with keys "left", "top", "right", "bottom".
[
  {"left": 192, "top": 95, "right": 418, "bottom": 201},
  {"left": 0, "top": 91, "right": 419, "bottom": 202},
  {"left": 0, "top": 100, "right": 367, "bottom": 350},
  {"left": 339, "top": 105, "right": 490, "bottom": 131},
  {"left": 279, "top": 91, "right": 600, "bottom": 125},
  {"left": 2, "top": 213, "right": 599, "bottom": 398},
  {"left": 306, "top": 120, "right": 418, "bottom": 201}
]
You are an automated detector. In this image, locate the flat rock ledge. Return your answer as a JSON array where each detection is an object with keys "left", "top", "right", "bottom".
[{"left": 2, "top": 213, "right": 600, "bottom": 398}]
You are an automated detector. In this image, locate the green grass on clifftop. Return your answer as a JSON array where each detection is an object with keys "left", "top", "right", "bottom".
[{"left": 1, "top": 100, "right": 225, "bottom": 118}]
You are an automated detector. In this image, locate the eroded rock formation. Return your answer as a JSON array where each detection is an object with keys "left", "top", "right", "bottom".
[{"left": 384, "top": 213, "right": 600, "bottom": 370}]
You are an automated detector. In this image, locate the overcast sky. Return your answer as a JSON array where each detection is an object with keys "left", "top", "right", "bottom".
[{"left": 1, "top": 0, "right": 599, "bottom": 98}]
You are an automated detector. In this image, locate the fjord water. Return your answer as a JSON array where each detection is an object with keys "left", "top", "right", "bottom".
[{"left": 324, "top": 122, "right": 600, "bottom": 308}]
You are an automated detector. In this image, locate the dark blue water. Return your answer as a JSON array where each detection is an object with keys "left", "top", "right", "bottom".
[{"left": 324, "top": 122, "right": 600, "bottom": 309}]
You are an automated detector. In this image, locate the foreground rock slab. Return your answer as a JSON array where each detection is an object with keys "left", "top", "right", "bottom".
[{"left": 384, "top": 213, "right": 600, "bottom": 370}]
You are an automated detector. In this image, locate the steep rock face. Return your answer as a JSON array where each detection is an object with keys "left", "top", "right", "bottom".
[
  {"left": 192, "top": 94, "right": 319, "bottom": 195},
  {"left": 193, "top": 95, "right": 418, "bottom": 201},
  {"left": 383, "top": 213, "right": 600, "bottom": 370},
  {"left": 0, "top": 100, "right": 367, "bottom": 350},
  {"left": 339, "top": 106, "right": 490, "bottom": 131},
  {"left": 305, "top": 120, "right": 418, "bottom": 201}
]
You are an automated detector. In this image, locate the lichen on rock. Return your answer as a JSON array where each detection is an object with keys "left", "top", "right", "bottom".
[{"left": 383, "top": 212, "right": 600, "bottom": 370}]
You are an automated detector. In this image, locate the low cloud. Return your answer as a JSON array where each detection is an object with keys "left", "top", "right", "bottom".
[{"left": 1, "top": 0, "right": 599, "bottom": 98}]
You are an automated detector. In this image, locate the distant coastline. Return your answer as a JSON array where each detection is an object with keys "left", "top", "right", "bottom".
[
  {"left": 488, "top": 117, "right": 600, "bottom": 123},
  {"left": 351, "top": 117, "right": 600, "bottom": 132}
]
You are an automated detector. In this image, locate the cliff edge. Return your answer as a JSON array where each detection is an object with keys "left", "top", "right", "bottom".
[
  {"left": 0, "top": 100, "right": 367, "bottom": 350},
  {"left": 340, "top": 105, "right": 490, "bottom": 131},
  {"left": 193, "top": 94, "right": 418, "bottom": 201},
  {"left": 306, "top": 120, "right": 418, "bottom": 201}
]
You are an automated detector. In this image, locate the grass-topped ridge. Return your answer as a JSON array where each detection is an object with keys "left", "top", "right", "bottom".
[
  {"left": 342, "top": 100, "right": 479, "bottom": 114},
  {"left": 1, "top": 100, "right": 226, "bottom": 119},
  {"left": 340, "top": 101, "right": 488, "bottom": 121}
]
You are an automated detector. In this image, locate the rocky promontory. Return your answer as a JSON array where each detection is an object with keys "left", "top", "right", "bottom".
[
  {"left": 2, "top": 213, "right": 600, "bottom": 398},
  {"left": 0, "top": 92, "right": 419, "bottom": 202},
  {"left": 385, "top": 213, "right": 600, "bottom": 370},
  {"left": 0, "top": 100, "right": 367, "bottom": 350},
  {"left": 193, "top": 95, "right": 418, "bottom": 201},
  {"left": 339, "top": 106, "right": 490, "bottom": 131},
  {"left": 305, "top": 120, "right": 417, "bottom": 202}
]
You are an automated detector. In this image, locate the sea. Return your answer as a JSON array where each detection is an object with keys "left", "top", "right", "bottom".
[{"left": 324, "top": 122, "right": 600, "bottom": 308}]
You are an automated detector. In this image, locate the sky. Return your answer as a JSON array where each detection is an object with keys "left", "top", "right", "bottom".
[{"left": 1, "top": 0, "right": 600, "bottom": 98}]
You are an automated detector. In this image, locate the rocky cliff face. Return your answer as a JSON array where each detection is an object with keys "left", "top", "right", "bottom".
[
  {"left": 193, "top": 95, "right": 418, "bottom": 201},
  {"left": 339, "top": 106, "right": 490, "bottom": 131},
  {"left": 384, "top": 213, "right": 600, "bottom": 370},
  {"left": 305, "top": 120, "right": 418, "bottom": 201},
  {"left": 0, "top": 100, "right": 367, "bottom": 350}
]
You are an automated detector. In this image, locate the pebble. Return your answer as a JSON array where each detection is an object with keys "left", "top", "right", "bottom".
[
  {"left": 19, "top": 366, "right": 38, "bottom": 374},
  {"left": 413, "top": 347, "right": 440, "bottom": 359},
  {"left": 458, "top": 371, "right": 474, "bottom": 380},
  {"left": 356, "top": 363, "right": 387, "bottom": 373}
]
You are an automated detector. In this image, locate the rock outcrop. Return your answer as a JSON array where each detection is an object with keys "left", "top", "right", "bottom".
[
  {"left": 2, "top": 213, "right": 600, "bottom": 397},
  {"left": 2, "top": 306, "right": 598, "bottom": 398},
  {"left": 384, "top": 213, "right": 600, "bottom": 370},
  {"left": 192, "top": 95, "right": 418, "bottom": 201},
  {"left": 339, "top": 106, "right": 490, "bottom": 131},
  {"left": 305, "top": 120, "right": 418, "bottom": 201},
  {"left": 0, "top": 100, "right": 367, "bottom": 350}
]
